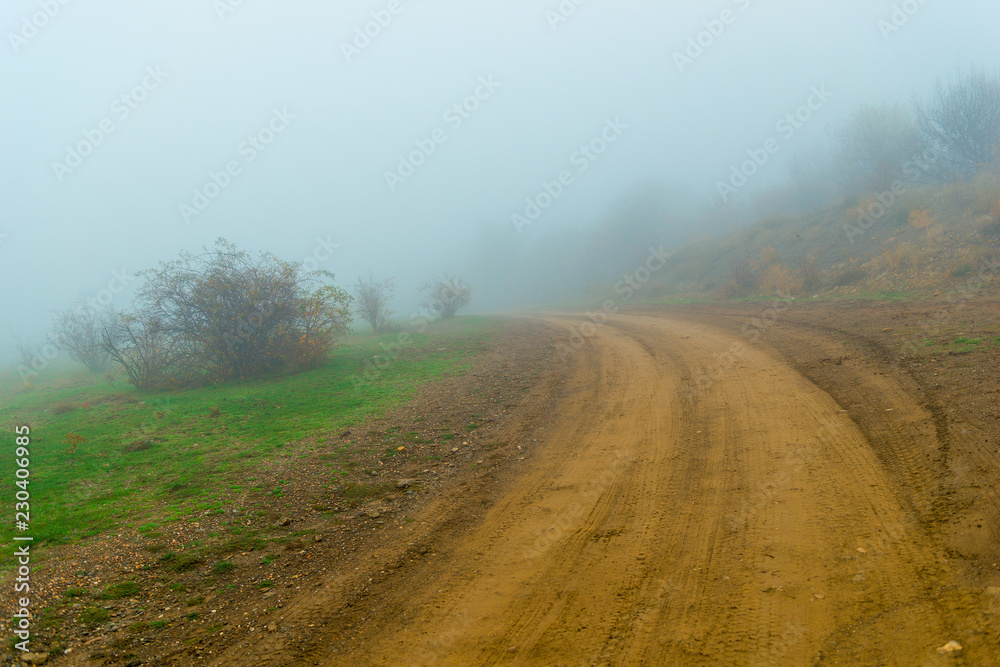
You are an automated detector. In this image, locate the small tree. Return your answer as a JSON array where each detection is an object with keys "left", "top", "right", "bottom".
[
  {"left": 352, "top": 273, "right": 394, "bottom": 334},
  {"left": 917, "top": 66, "right": 1000, "bottom": 180},
  {"left": 10, "top": 334, "right": 37, "bottom": 368},
  {"left": 421, "top": 276, "right": 472, "bottom": 320},
  {"left": 52, "top": 305, "right": 119, "bottom": 373}
]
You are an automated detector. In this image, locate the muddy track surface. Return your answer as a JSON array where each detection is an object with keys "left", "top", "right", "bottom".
[{"left": 206, "top": 312, "right": 999, "bottom": 666}]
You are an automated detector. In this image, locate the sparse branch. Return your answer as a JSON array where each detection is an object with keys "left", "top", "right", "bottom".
[
  {"left": 352, "top": 273, "right": 394, "bottom": 335},
  {"left": 421, "top": 276, "right": 472, "bottom": 320}
]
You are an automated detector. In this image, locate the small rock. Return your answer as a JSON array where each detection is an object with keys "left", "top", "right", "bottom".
[
  {"left": 275, "top": 517, "right": 292, "bottom": 527},
  {"left": 22, "top": 654, "right": 49, "bottom": 665},
  {"left": 451, "top": 447, "right": 459, "bottom": 453},
  {"left": 267, "top": 622, "right": 278, "bottom": 632},
  {"left": 397, "top": 479, "right": 417, "bottom": 489},
  {"left": 313, "top": 535, "right": 323, "bottom": 542},
  {"left": 936, "top": 640, "right": 962, "bottom": 654},
  {"left": 368, "top": 511, "right": 381, "bottom": 519}
]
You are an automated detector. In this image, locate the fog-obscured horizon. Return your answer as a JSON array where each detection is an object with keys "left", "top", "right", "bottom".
[{"left": 2, "top": 0, "right": 998, "bottom": 361}]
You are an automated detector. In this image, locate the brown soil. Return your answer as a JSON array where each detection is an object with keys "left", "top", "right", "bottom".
[{"left": 35, "top": 300, "right": 1000, "bottom": 665}]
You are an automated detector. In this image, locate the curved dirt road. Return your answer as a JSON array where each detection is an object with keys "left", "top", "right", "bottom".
[{"left": 214, "top": 313, "right": 997, "bottom": 666}]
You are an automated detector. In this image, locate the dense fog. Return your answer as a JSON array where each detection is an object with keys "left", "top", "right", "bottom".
[{"left": 1, "top": 0, "right": 998, "bottom": 362}]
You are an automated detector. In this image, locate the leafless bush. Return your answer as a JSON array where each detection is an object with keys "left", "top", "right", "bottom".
[
  {"left": 421, "top": 276, "right": 472, "bottom": 320},
  {"left": 102, "top": 239, "right": 353, "bottom": 389},
  {"left": 10, "top": 334, "right": 37, "bottom": 368},
  {"left": 352, "top": 273, "right": 394, "bottom": 334},
  {"left": 52, "top": 305, "right": 119, "bottom": 373},
  {"left": 917, "top": 66, "right": 1000, "bottom": 180}
]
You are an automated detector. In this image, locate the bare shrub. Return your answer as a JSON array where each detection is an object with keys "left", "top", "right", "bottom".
[
  {"left": 421, "top": 276, "right": 472, "bottom": 320},
  {"left": 352, "top": 273, "right": 394, "bottom": 335},
  {"left": 102, "top": 239, "right": 352, "bottom": 389},
  {"left": 52, "top": 306, "right": 119, "bottom": 373},
  {"left": 917, "top": 66, "right": 1000, "bottom": 180}
]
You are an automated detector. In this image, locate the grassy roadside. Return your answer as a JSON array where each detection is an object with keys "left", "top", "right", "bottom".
[{"left": 0, "top": 316, "right": 496, "bottom": 561}]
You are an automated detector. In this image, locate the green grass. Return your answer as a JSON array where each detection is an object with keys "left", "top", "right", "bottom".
[
  {"left": 211, "top": 560, "right": 236, "bottom": 575},
  {"left": 0, "top": 317, "right": 494, "bottom": 559},
  {"left": 101, "top": 581, "right": 140, "bottom": 600},
  {"left": 79, "top": 607, "right": 110, "bottom": 627}
]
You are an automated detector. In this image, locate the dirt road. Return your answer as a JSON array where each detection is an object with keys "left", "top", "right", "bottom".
[{"left": 211, "top": 312, "right": 999, "bottom": 666}]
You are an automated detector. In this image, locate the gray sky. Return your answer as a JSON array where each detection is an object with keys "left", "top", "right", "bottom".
[{"left": 1, "top": 0, "right": 998, "bottom": 354}]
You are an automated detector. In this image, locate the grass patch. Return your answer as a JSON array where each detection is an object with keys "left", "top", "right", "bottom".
[
  {"left": 211, "top": 560, "right": 236, "bottom": 575},
  {"left": 101, "top": 581, "right": 140, "bottom": 600},
  {"left": 79, "top": 607, "right": 110, "bottom": 627},
  {"left": 160, "top": 552, "right": 206, "bottom": 573}
]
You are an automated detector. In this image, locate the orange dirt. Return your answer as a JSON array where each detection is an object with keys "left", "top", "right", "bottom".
[{"left": 189, "top": 310, "right": 999, "bottom": 666}]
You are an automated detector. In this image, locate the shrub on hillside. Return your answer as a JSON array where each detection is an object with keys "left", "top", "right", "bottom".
[{"left": 102, "top": 239, "right": 353, "bottom": 390}]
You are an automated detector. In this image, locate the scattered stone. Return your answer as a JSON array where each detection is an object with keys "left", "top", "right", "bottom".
[
  {"left": 451, "top": 447, "right": 459, "bottom": 453},
  {"left": 936, "top": 640, "right": 962, "bottom": 654},
  {"left": 397, "top": 446, "right": 406, "bottom": 452},
  {"left": 396, "top": 479, "right": 417, "bottom": 489},
  {"left": 313, "top": 535, "right": 323, "bottom": 542},
  {"left": 275, "top": 517, "right": 292, "bottom": 527},
  {"left": 267, "top": 622, "right": 278, "bottom": 632},
  {"left": 368, "top": 511, "right": 381, "bottom": 519},
  {"left": 21, "top": 654, "right": 49, "bottom": 665}
]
